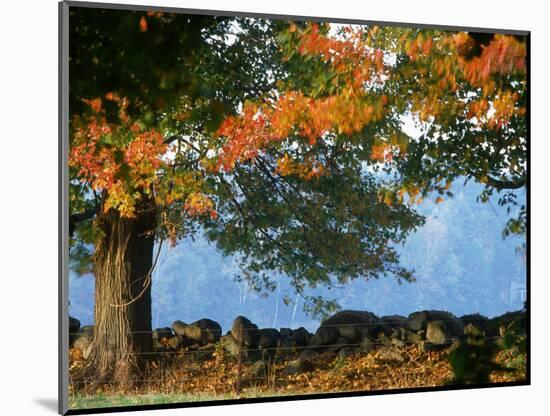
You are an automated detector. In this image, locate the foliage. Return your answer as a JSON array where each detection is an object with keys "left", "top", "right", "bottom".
[
  {"left": 69, "top": 10, "right": 428, "bottom": 315},
  {"left": 69, "top": 9, "right": 527, "bottom": 315},
  {"left": 69, "top": 342, "right": 525, "bottom": 405},
  {"left": 217, "top": 23, "right": 527, "bottom": 235}
]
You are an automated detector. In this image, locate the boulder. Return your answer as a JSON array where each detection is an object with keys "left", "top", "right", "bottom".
[
  {"left": 310, "top": 310, "right": 383, "bottom": 346},
  {"left": 80, "top": 325, "right": 94, "bottom": 334},
  {"left": 464, "top": 323, "right": 484, "bottom": 338},
  {"left": 380, "top": 315, "right": 407, "bottom": 330},
  {"left": 288, "top": 327, "right": 311, "bottom": 346},
  {"left": 417, "top": 340, "right": 446, "bottom": 353},
  {"left": 391, "top": 337, "right": 406, "bottom": 348},
  {"left": 152, "top": 327, "right": 173, "bottom": 341},
  {"left": 279, "top": 328, "right": 293, "bottom": 339},
  {"left": 171, "top": 319, "right": 222, "bottom": 345},
  {"left": 392, "top": 327, "right": 423, "bottom": 344},
  {"left": 281, "top": 358, "right": 314, "bottom": 376},
  {"left": 231, "top": 316, "right": 259, "bottom": 348},
  {"left": 69, "top": 316, "right": 81, "bottom": 334},
  {"left": 82, "top": 344, "right": 93, "bottom": 360},
  {"left": 326, "top": 337, "right": 352, "bottom": 353},
  {"left": 376, "top": 347, "right": 404, "bottom": 363},
  {"left": 360, "top": 337, "right": 376, "bottom": 353},
  {"left": 171, "top": 320, "right": 188, "bottom": 337},
  {"left": 405, "top": 310, "right": 460, "bottom": 332},
  {"left": 220, "top": 333, "right": 240, "bottom": 357},
  {"left": 338, "top": 347, "right": 356, "bottom": 358},
  {"left": 167, "top": 335, "right": 184, "bottom": 350},
  {"left": 298, "top": 348, "right": 318, "bottom": 361},
  {"left": 192, "top": 343, "right": 216, "bottom": 362},
  {"left": 426, "top": 318, "right": 464, "bottom": 345},
  {"left": 460, "top": 314, "right": 491, "bottom": 334},
  {"left": 248, "top": 360, "right": 267, "bottom": 378},
  {"left": 376, "top": 332, "right": 393, "bottom": 347},
  {"left": 182, "top": 319, "right": 222, "bottom": 345},
  {"left": 257, "top": 328, "right": 281, "bottom": 350},
  {"left": 278, "top": 337, "right": 299, "bottom": 355},
  {"left": 492, "top": 310, "right": 526, "bottom": 336},
  {"left": 73, "top": 326, "right": 94, "bottom": 353}
]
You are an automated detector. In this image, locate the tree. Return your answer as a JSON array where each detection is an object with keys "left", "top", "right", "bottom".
[
  {"left": 69, "top": 11, "right": 527, "bottom": 388},
  {"left": 69, "top": 10, "right": 423, "bottom": 387},
  {"left": 68, "top": 8, "right": 287, "bottom": 386},
  {"left": 216, "top": 23, "right": 527, "bottom": 237}
]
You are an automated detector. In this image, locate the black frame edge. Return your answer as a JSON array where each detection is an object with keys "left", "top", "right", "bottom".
[
  {"left": 63, "top": 0, "right": 530, "bottom": 36},
  {"left": 59, "top": 1, "right": 70, "bottom": 415}
]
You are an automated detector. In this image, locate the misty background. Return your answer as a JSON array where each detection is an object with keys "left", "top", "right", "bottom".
[{"left": 69, "top": 180, "right": 527, "bottom": 333}]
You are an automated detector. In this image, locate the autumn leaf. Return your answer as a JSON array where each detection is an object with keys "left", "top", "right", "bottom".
[{"left": 139, "top": 16, "right": 148, "bottom": 32}]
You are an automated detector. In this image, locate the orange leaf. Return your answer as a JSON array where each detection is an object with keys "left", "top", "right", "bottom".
[{"left": 139, "top": 16, "right": 148, "bottom": 32}]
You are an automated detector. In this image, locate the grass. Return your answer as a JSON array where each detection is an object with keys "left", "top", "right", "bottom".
[
  {"left": 70, "top": 390, "right": 294, "bottom": 409},
  {"left": 70, "top": 392, "right": 231, "bottom": 409}
]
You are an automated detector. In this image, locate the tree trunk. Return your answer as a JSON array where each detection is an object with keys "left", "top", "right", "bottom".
[{"left": 86, "top": 198, "right": 156, "bottom": 388}]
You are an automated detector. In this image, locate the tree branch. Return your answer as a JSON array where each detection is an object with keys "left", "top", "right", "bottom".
[
  {"left": 484, "top": 175, "right": 526, "bottom": 190},
  {"left": 69, "top": 207, "right": 99, "bottom": 237}
]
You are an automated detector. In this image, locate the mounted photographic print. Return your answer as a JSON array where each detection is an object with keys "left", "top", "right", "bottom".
[{"left": 59, "top": 1, "right": 529, "bottom": 414}]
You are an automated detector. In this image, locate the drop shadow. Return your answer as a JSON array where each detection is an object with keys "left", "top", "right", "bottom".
[{"left": 34, "top": 398, "right": 58, "bottom": 413}]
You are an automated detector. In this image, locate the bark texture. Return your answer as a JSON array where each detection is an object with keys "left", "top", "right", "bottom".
[{"left": 85, "top": 198, "right": 156, "bottom": 387}]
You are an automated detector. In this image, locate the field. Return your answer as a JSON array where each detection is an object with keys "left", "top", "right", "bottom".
[{"left": 69, "top": 344, "right": 526, "bottom": 409}]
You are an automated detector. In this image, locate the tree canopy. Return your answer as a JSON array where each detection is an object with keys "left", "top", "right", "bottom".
[
  {"left": 217, "top": 23, "right": 527, "bottom": 237},
  {"left": 69, "top": 10, "right": 527, "bottom": 315}
]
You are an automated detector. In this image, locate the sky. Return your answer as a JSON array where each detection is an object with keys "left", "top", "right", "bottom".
[{"left": 69, "top": 179, "right": 526, "bottom": 333}]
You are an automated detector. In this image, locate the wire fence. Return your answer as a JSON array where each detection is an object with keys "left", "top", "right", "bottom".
[
  {"left": 68, "top": 336, "right": 527, "bottom": 358},
  {"left": 68, "top": 330, "right": 526, "bottom": 387}
]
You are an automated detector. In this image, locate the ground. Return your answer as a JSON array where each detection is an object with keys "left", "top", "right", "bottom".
[{"left": 68, "top": 344, "right": 526, "bottom": 410}]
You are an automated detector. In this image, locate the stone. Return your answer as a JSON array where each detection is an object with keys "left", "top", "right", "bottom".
[
  {"left": 220, "top": 333, "right": 240, "bottom": 357},
  {"left": 391, "top": 337, "right": 406, "bottom": 347},
  {"left": 278, "top": 337, "right": 299, "bottom": 355},
  {"left": 73, "top": 330, "right": 93, "bottom": 353},
  {"left": 405, "top": 310, "right": 457, "bottom": 332},
  {"left": 171, "top": 320, "right": 188, "bottom": 337},
  {"left": 167, "top": 335, "right": 184, "bottom": 350},
  {"left": 298, "top": 348, "right": 318, "bottom": 361},
  {"left": 310, "top": 310, "right": 383, "bottom": 346},
  {"left": 182, "top": 319, "right": 222, "bottom": 345},
  {"left": 338, "top": 347, "right": 356, "bottom": 358},
  {"left": 80, "top": 325, "right": 94, "bottom": 334},
  {"left": 426, "top": 318, "right": 464, "bottom": 345},
  {"left": 376, "top": 347, "right": 404, "bottom": 363},
  {"left": 232, "top": 316, "right": 260, "bottom": 348},
  {"left": 325, "top": 337, "right": 352, "bottom": 353},
  {"left": 288, "top": 327, "right": 311, "bottom": 346},
  {"left": 281, "top": 358, "right": 314, "bottom": 376},
  {"left": 400, "top": 327, "right": 423, "bottom": 343},
  {"left": 464, "top": 323, "right": 483, "bottom": 338},
  {"left": 69, "top": 316, "right": 81, "bottom": 334},
  {"left": 82, "top": 343, "right": 93, "bottom": 360},
  {"left": 248, "top": 360, "right": 267, "bottom": 378},
  {"left": 192, "top": 343, "right": 216, "bottom": 362},
  {"left": 492, "top": 310, "right": 526, "bottom": 336},
  {"left": 360, "top": 337, "right": 376, "bottom": 353},
  {"left": 257, "top": 328, "right": 281, "bottom": 350},
  {"left": 279, "top": 328, "right": 293, "bottom": 339},
  {"left": 152, "top": 327, "right": 173, "bottom": 341},
  {"left": 380, "top": 315, "right": 407, "bottom": 330},
  {"left": 460, "top": 314, "right": 491, "bottom": 334},
  {"left": 377, "top": 332, "right": 393, "bottom": 347},
  {"left": 449, "top": 339, "right": 462, "bottom": 353},
  {"left": 418, "top": 340, "right": 443, "bottom": 353}
]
